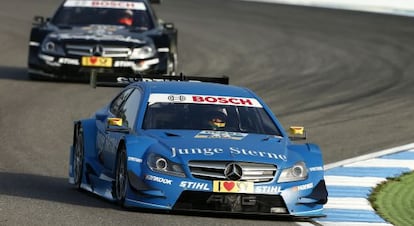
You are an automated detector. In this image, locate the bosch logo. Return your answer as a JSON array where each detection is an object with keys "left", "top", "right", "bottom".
[
  {"left": 192, "top": 96, "right": 253, "bottom": 106},
  {"left": 92, "top": 45, "right": 104, "bottom": 56},
  {"left": 224, "top": 163, "right": 243, "bottom": 181}
]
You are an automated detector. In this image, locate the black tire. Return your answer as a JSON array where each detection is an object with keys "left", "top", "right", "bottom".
[
  {"left": 73, "top": 125, "right": 84, "bottom": 189},
  {"left": 115, "top": 147, "right": 128, "bottom": 206}
]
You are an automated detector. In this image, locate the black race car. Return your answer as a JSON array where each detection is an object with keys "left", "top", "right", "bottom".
[{"left": 27, "top": 0, "right": 177, "bottom": 84}]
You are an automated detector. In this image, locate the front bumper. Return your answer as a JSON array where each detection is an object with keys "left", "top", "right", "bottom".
[
  {"left": 28, "top": 52, "right": 164, "bottom": 83},
  {"left": 125, "top": 170, "right": 327, "bottom": 217}
]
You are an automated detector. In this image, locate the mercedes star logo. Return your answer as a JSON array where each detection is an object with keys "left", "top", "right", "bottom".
[
  {"left": 92, "top": 45, "right": 104, "bottom": 56},
  {"left": 224, "top": 163, "right": 243, "bottom": 181}
]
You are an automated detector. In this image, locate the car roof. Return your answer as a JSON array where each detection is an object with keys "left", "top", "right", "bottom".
[{"left": 134, "top": 81, "right": 256, "bottom": 97}]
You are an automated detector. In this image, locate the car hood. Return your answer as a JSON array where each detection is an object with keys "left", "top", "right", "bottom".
[
  {"left": 144, "top": 130, "right": 292, "bottom": 165},
  {"left": 47, "top": 24, "right": 150, "bottom": 45}
]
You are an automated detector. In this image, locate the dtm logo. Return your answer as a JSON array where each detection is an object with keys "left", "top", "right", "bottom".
[{"left": 207, "top": 195, "right": 256, "bottom": 206}]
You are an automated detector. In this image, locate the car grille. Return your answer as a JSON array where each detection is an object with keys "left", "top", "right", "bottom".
[
  {"left": 188, "top": 161, "right": 277, "bottom": 183},
  {"left": 65, "top": 44, "right": 131, "bottom": 57}
]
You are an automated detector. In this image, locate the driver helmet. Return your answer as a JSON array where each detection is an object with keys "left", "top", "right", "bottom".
[
  {"left": 118, "top": 9, "right": 134, "bottom": 26},
  {"left": 208, "top": 110, "right": 227, "bottom": 130}
]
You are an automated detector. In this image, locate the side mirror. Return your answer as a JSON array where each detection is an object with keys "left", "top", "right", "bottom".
[
  {"left": 163, "top": 22, "right": 175, "bottom": 30},
  {"left": 288, "top": 126, "right": 307, "bottom": 140},
  {"left": 108, "top": 118, "right": 123, "bottom": 126},
  {"left": 106, "top": 118, "right": 130, "bottom": 133},
  {"left": 33, "top": 16, "right": 47, "bottom": 26}
]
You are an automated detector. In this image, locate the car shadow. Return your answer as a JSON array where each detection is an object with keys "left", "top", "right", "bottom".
[
  {"left": 0, "top": 66, "right": 30, "bottom": 80},
  {"left": 0, "top": 66, "right": 94, "bottom": 85},
  {"left": 0, "top": 66, "right": 65, "bottom": 84},
  {"left": 0, "top": 172, "right": 117, "bottom": 209}
]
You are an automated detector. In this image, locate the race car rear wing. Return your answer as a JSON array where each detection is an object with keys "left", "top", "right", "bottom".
[{"left": 91, "top": 73, "right": 229, "bottom": 88}]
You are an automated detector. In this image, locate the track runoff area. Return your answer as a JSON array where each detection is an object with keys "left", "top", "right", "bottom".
[
  {"left": 309, "top": 143, "right": 414, "bottom": 225},
  {"left": 239, "top": 0, "right": 414, "bottom": 225}
]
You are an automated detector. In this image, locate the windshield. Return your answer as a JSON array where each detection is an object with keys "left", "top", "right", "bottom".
[
  {"left": 142, "top": 103, "right": 282, "bottom": 136},
  {"left": 51, "top": 1, "right": 154, "bottom": 29}
]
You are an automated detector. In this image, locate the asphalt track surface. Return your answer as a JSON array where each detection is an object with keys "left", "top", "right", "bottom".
[{"left": 1, "top": 0, "right": 414, "bottom": 225}]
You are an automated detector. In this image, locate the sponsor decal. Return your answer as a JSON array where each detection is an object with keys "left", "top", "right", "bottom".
[
  {"left": 114, "top": 61, "right": 135, "bottom": 67},
  {"left": 58, "top": 58, "right": 79, "bottom": 65},
  {"left": 254, "top": 186, "right": 281, "bottom": 194},
  {"left": 170, "top": 146, "right": 287, "bottom": 161},
  {"left": 148, "top": 94, "right": 263, "bottom": 108},
  {"left": 171, "top": 147, "right": 223, "bottom": 157},
  {"left": 145, "top": 174, "right": 172, "bottom": 185},
  {"left": 229, "top": 147, "right": 287, "bottom": 161},
  {"left": 168, "top": 95, "right": 186, "bottom": 102},
  {"left": 116, "top": 77, "right": 203, "bottom": 84},
  {"left": 117, "top": 77, "right": 141, "bottom": 83},
  {"left": 292, "top": 182, "right": 314, "bottom": 191},
  {"left": 207, "top": 195, "right": 256, "bottom": 206},
  {"left": 64, "top": 0, "right": 146, "bottom": 10},
  {"left": 192, "top": 95, "right": 257, "bottom": 106},
  {"left": 115, "top": 59, "right": 159, "bottom": 71},
  {"left": 194, "top": 131, "right": 247, "bottom": 140},
  {"left": 81, "top": 25, "right": 118, "bottom": 32},
  {"left": 179, "top": 181, "right": 210, "bottom": 191},
  {"left": 309, "top": 166, "right": 324, "bottom": 171},
  {"left": 213, "top": 181, "right": 254, "bottom": 193},
  {"left": 81, "top": 56, "right": 112, "bottom": 67}
]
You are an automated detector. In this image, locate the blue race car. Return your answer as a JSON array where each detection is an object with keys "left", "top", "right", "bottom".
[{"left": 68, "top": 76, "right": 328, "bottom": 217}]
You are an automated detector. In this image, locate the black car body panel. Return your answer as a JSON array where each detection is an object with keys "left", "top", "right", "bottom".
[{"left": 28, "top": 0, "right": 178, "bottom": 83}]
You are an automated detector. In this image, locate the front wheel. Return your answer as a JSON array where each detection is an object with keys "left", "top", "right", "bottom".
[
  {"left": 73, "top": 125, "right": 84, "bottom": 189},
  {"left": 166, "top": 52, "right": 178, "bottom": 75},
  {"left": 115, "top": 147, "right": 128, "bottom": 206}
]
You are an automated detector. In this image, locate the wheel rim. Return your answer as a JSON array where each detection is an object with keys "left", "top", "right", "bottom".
[
  {"left": 116, "top": 151, "right": 127, "bottom": 201},
  {"left": 74, "top": 129, "right": 83, "bottom": 185}
]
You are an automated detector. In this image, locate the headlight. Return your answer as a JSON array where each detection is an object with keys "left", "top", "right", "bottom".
[
  {"left": 147, "top": 153, "right": 185, "bottom": 177},
  {"left": 277, "top": 161, "right": 308, "bottom": 183},
  {"left": 129, "top": 45, "right": 155, "bottom": 59},
  {"left": 41, "top": 39, "right": 64, "bottom": 55}
]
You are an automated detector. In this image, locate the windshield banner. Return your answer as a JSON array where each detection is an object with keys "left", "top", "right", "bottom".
[{"left": 148, "top": 94, "right": 263, "bottom": 108}]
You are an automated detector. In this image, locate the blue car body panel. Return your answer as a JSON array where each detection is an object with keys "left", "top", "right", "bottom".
[{"left": 69, "top": 81, "right": 327, "bottom": 217}]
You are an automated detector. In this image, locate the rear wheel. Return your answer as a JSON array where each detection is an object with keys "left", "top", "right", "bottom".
[
  {"left": 115, "top": 147, "right": 128, "bottom": 205},
  {"left": 73, "top": 126, "right": 84, "bottom": 188}
]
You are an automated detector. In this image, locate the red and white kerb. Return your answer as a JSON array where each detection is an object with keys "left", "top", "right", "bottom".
[
  {"left": 148, "top": 94, "right": 263, "bottom": 108},
  {"left": 64, "top": 0, "right": 146, "bottom": 10}
]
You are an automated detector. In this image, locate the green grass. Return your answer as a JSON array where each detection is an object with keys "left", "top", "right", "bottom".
[{"left": 369, "top": 171, "right": 414, "bottom": 226}]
